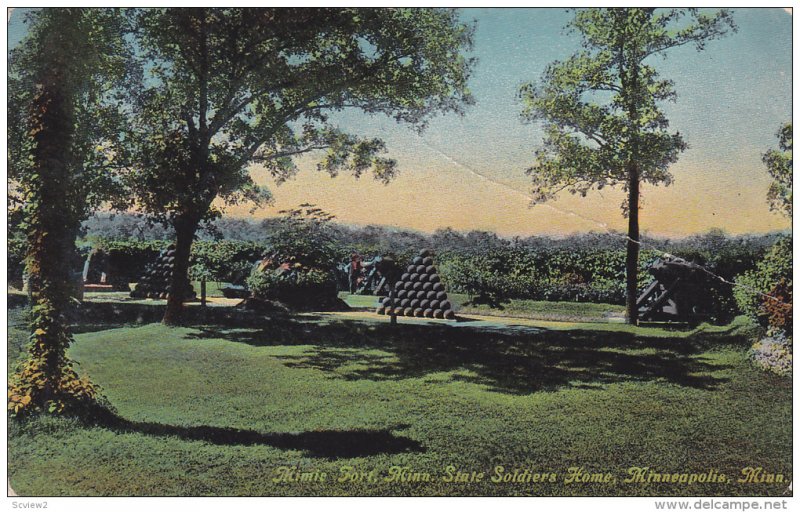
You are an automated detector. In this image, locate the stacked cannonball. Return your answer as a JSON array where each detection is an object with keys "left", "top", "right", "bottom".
[
  {"left": 130, "top": 245, "right": 197, "bottom": 301},
  {"left": 376, "top": 249, "right": 456, "bottom": 320}
]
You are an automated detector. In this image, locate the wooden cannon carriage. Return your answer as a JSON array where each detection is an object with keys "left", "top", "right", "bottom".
[{"left": 637, "top": 257, "right": 709, "bottom": 324}]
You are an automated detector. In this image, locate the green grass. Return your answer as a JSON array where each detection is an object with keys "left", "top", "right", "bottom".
[
  {"left": 7, "top": 308, "right": 790, "bottom": 497},
  {"left": 449, "top": 294, "right": 626, "bottom": 323},
  {"left": 339, "top": 291, "right": 626, "bottom": 323}
]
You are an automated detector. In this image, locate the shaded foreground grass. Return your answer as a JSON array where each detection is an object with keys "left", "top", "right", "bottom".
[{"left": 7, "top": 309, "right": 791, "bottom": 496}]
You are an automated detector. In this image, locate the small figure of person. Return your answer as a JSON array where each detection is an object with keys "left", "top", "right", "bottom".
[{"left": 348, "top": 252, "right": 362, "bottom": 294}]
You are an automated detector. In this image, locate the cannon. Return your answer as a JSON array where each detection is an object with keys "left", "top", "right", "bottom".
[
  {"left": 637, "top": 257, "right": 710, "bottom": 324},
  {"left": 336, "top": 254, "right": 399, "bottom": 295}
]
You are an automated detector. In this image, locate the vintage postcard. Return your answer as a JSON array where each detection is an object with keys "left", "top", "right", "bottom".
[{"left": 5, "top": 5, "right": 793, "bottom": 508}]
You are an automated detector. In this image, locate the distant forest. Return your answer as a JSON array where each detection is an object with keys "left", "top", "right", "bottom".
[{"left": 81, "top": 211, "right": 787, "bottom": 257}]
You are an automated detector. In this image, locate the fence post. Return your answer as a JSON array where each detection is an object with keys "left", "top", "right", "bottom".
[{"left": 201, "top": 279, "right": 207, "bottom": 307}]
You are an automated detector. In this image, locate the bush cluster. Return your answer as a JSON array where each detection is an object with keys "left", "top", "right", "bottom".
[
  {"left": 734, "top": 235, "right": 792, "bottom": 334},
  {"left": 247, "top": 266, "right": 337, "bottom": 305}
]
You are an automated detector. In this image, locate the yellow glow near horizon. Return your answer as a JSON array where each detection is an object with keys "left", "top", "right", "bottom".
[{"left": 217, "top": 155, "right": 790, "bottom": 238}]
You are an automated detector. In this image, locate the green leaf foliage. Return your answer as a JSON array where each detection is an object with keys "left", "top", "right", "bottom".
[
  {"left": 763, "top": 122, "right": 792, "bottom": 217},
  {"left": 119, "top": 8, "right": 475, "bottom": 321},
  {"left": 734, "top": 235, "right": 793, "bottom": 333}
]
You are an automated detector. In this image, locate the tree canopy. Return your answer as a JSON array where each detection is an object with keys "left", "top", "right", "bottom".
[{"left": 121, "top": 8, "right": 476, "bottom": 323}]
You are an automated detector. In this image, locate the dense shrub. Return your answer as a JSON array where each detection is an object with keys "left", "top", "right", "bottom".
[
  {"left": 84, "top": 238, "right": 267, "bottom": 284},
  {"left": 734, "top": 235, "right": 792, "bottom": 332},
  {"left": 247, "top": 266, "right": 337, "bottom": 305},
  {"left": 246, "top": 206, "right": 340, "bottom": 308},
  {"left": 436, "top": 248, "right": 659, "bottom": 305},
  {"left": 88, "top": 239, "right": 168, "bottom": 284},
  {"left": 189, "top": 240, "right": 264, "bottom": 284}
]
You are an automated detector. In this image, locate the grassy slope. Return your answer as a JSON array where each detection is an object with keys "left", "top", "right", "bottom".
[{"left": 7, "top": 310, "right": 791, "bottom": 497}]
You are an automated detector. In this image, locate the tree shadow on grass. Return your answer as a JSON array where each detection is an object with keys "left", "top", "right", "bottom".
[
  {"left": 94, "top": 411, "right": 422, "bottom": 459},
  {"left": 184, "top": 316, "right": 741, "bottom": 395}
]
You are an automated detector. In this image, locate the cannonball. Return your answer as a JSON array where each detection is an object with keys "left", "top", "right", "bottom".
[
  {"left": 395, "top": 281, "right": 404, "bottom": 290},
  {"left": 412, "top": 256, "right": 423, "bottom": 265},
  {"left": 400, "top": 298, "right": 410, "bottom": 307},
  {"left": 413, "top": 308, "right": 424, "bottom": 317},
  {"left": 403, "top": 307, "right": 414, "bottom": 317},
  {"left": 425, "top": 265, "right": 435, "bottom": 274},
  {"left": 432, "top": 282, "right": 444, "bottom": 292},
  {"left": 401, "top": 273, "right": 410, "bottom": 282},
  {"left": 396, "top": 290, "right": 407, "bottom": 299},
  {"left": 429, "top": 300, "right": 440, "bottom": 310},
  {"left": 444, "top": 310, "right": 456, "bottom": 320},
  {"left": 429, "top": 274, "right": 440, "bottom": 284},
  {"left": 426, "top": 290, "right": 437, "bottom": 300},
  {"left": 166, "top": 249, "right": 176, "bottom": 256},
  {"left": 404, "top": 282, "right": 414, "bottom": 290},
  {"left": 433, "top": 309, "right": 444, "bottom": 319},
  {"left": 416, "top": 265, "right": 426, "bottom": 273},
  {"left": 422, "top": 256, "right": 434, "bottom": 266},
  {"left": 393, "top": 307, "right": 404, "bottom": 316},
  {"left": 436, "top": 291, "right": 447, "bottom": 300},
  {"left": 419, "top": 249, "right": 431, "bottom": 257},
  {"left": 439, "top": 300, "right": 452, "bottom": 310},
  {"left": 410, "top": 299, "right": 420, "bottom": 308},
  {"left": 422, "top": 282, "right": 432, "bottom": 291},
  {"left": 420, "top": 299, "right": 430, "bottom": 309},
  {"left": 424, "top": 308, "right": 434, "bottom": 318},
  {"left": 407, "top": 265, "right": 417, "bottom": 273},
  {"left": 413, "top": 282, "right": 424, "bottom": 291},
  {"left": 410, "top": 273, "right": 419, "bottom": 282},
  {"left": 417, "top": 273, "right": 429, "bottom": 282}
]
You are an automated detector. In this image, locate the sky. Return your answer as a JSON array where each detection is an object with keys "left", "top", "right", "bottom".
[{"left": 8, "top": 8, "right": 793, "bottom": 238}]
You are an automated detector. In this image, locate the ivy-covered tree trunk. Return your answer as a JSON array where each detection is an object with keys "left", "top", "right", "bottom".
[
  {"left": 9, "top": 9, "right": 101, "bottom": 416},
  {"left": 162, "top": 214, "right": 201, "bottom": 325}
]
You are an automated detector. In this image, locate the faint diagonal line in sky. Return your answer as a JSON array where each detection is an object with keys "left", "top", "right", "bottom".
[{"left": 414, "top": 135, "right": 789, "bottom": 307}]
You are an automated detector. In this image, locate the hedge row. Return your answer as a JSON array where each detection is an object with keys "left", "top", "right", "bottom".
[{"left": 8, "top": 233, "right": 775, "bottom": 323}]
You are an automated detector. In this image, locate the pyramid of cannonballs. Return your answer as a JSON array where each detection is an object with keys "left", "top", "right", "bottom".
[
  {"left": 130, "top": 244, "right": 197, "bottom": 300},
  {"left": 376, "top": 249, "right": 456, "bottom": 320}
]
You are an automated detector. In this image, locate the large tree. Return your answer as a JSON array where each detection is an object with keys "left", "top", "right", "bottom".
[
  {"left": 123, "top": 8, "right": 475, "bottom": 324},
  {"left": 519, "top": 8, "right": 736, "bottom": 324},
  {"left": 7, "top": 8, "right": 129, "bottom": 416}
]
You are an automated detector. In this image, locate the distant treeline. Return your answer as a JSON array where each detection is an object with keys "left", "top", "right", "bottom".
[{"left": 80, "top": 212, "right": 785, "bottom": 255}]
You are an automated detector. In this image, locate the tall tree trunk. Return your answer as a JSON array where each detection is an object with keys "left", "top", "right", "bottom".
[
  {"left": 162, "top": 214, "right": 199, "bottom": 325},
  {"left": 9, "top": 9, "right": 102, "bottom": 416},
  {"left": 625, "top": 163, "right": 640, "bottom": 325},
  {"left": 29, "top": 81, "right": 76, "bottom": 400}
]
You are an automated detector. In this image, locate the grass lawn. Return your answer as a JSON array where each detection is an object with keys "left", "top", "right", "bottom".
[
  {"left": 7, "top": 307, "right": 791, "bottom": 497},
  {"left": 339, "top": 291, "right": 626, "bottom": 323}
]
